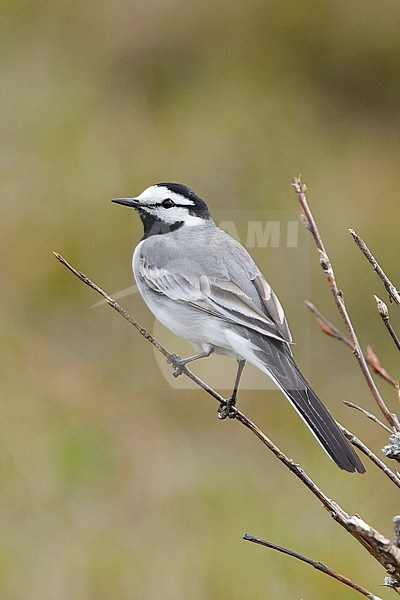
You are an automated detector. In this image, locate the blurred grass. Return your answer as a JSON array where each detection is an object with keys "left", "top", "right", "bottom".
[{"left": 1, "top": 0, "right": 400, "bottom": 598}]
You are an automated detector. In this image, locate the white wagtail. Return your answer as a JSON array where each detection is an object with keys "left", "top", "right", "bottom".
[{"left": 112, "top": 182, "right": 365, "bottom": 473}]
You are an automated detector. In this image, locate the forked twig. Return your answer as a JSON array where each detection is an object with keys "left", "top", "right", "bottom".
[
  {"left": 293, "top": 179, "right": 400, "bottom": 431},
  {"left": 305, "top": 299, "right": 352, "bottom": 346},
  {"left": 243, "top": 534, "right": 381, "bottom": 600},
  {"left": 349, "top": 229, "right": 400, "bottom": 308},
  {"left": 343, "top": 401, "right": 392, "bottom": 434},
  {"left": 306, "top": 300, "right": 398, "bottom": 389},
  {"left": 340, "top": 426, "right": 400, "bottom": 488}
]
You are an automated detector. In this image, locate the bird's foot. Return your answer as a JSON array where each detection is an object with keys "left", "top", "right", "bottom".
[
  {"left": 167, "top": 354, "right": 187, "bottom": 378},
  {"left": 217, "top": 396, "right": 237, "bottom": 420}
]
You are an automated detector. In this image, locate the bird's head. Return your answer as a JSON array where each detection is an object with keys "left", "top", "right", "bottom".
[{"left": 112, "top": 182, "right": 211, "bottom": 237}]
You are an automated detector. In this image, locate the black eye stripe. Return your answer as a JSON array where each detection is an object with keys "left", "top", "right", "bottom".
[
  {"left": 142, "top": 200, "right": 193, "bottom": 209},
  {"left": 154, "top": 200, "right": 193, "bottom": 209}
]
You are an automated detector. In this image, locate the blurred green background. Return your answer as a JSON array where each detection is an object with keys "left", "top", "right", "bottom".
[{"left": 1, "top": 0, "right": 399, "bottom": 598}]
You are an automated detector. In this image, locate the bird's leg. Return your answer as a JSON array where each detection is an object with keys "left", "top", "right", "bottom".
[
  {"left": 218, "top": 359, "right": 246, "bottom": 420},
  {"left": 167, "top": 348, "right": 214, "bottom": 378}
]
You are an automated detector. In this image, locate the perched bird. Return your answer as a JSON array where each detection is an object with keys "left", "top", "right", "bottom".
[{"left": 112, "top": 182, "right": 365, "bottom": 473}]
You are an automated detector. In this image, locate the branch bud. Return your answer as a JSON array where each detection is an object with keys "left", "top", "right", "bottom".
[
  {"left": 319, "top": 250, "right": 331, "bottom": 272},
  {"left": 374, "top": 295, "right": 389, "bottom": 320}
]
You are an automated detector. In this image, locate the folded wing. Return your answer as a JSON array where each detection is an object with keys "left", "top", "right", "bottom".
[{"left": 138, "top": 257, "right": 292, "bottom": 344}]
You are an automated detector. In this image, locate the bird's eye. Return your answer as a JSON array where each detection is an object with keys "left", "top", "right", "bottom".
[{"left": 161, "top": 198, "right": 174, "bottom": 209}]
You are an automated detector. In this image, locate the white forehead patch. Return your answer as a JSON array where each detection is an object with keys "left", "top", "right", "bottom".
[
  {"left": 136, "top": 185, "right": 202, "bottom": 227},
  {"left": 136, "top": 185, "right": 195, "bottom": 207}
]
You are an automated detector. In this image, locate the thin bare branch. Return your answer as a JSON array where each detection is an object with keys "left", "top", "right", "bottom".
[
  {"left": 305, "top": 299, "right": 353, "bottom": 348},
  {"left": 340, "top": 425, "right": 400, "bottom": 488},
  {"left": 293, "top": 178, "right": 400, "bottom": 431},
  {"left": 374, "top": 296, "right": 400, "bottom": 351},
  {"left": 349, "top": 229, "right": 400, "bottom": 308},
  {"left": 343, "top": 401, "right": 393, "bottom": 434},
  {"left": 54, "top": 250, "right": 400, "bottom": 582},
  {"left": 305, "top": 301, "right": 399, "bottom": 388},
  {"left": 53, "top": 253, "right": 171, "bottom": 360},
  {"left": 53, "top": 252, "right": 234, "bottom": 410},
  {"left": 366, "top": 345, "right": 399, "bottom": 389},
  {"left": 243, "top": 533, "right": 381, "bottom": 600}
]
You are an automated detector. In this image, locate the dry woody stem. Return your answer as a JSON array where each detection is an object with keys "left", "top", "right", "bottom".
[
  {"left": 349, "top": 229, "right": 400, "bottom": 308},
  {"left": 293, "top": 178, "right": 400, "bottom": 431},
  {"left": 243, "top": 533, "right": 381, "bottom": 600},
  {"left": 340, "top": 425, "right": 400, "bottom": 489},
  {"left": 305, "top": 301, "right": 398, "bottom": 389},
  {"left": 343, "top": 401, "right": 393, "bottom": 434}
]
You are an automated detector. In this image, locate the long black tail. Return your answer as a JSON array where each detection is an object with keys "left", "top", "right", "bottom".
[{"left": 253, "top": 338, "right": 365, "bottom": 473}]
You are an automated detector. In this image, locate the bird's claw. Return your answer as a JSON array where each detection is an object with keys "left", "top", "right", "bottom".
[
  {"left": 167, "top": 354, "right": 186, "bottom": 377},
  {"left": 217, "top": 396, "right": 237, "bottom": 420}
]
